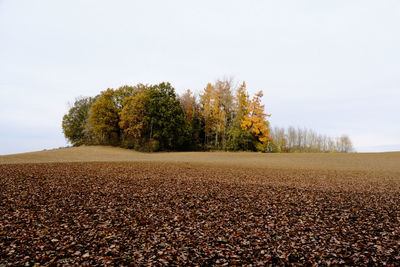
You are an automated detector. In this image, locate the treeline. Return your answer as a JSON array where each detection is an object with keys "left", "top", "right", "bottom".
[
  {"left": 62, "top": 80, "right": 353, "bottom": 152},
  {"left": 270, "top": 127, "right": 354, "bottom": 153}
]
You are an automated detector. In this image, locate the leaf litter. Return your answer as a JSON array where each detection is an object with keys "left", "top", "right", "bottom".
[{"left": 0, "top": 162, "right": 399, "bottom": 265}]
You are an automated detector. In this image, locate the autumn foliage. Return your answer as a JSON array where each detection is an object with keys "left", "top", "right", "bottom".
[
  {"left": 241, "top": 91, "right": 272, "bottom": 150},
  {"left": 62, "top": 79, "right": 352, "bottom": 152}
]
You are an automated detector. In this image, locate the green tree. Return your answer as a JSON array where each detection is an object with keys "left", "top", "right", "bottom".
[
  {"left": 145, "top": 82, "right": 188, "bottom": 150},
  {"left": 200, "top": 83, "right": 216, "bottom": 148},
  {"left": 227, "top": 82, "right": 253, "bottom": 150},
  {"left": 180, "top": 89, "right": 203, "bottom": 149},
  {"left": 62, "top": 96, "right": 97, "bottom": 146}
]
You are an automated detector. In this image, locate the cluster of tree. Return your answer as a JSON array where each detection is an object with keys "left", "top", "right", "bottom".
[
  {"left": 62, "top": 80, "right": 272, "bottom": 152},
  {"left": 270, "top": 126, "right": 354, "bottom": 153},
  {"left": 62, "top": 80, "right": 353, "bottom": 153}
]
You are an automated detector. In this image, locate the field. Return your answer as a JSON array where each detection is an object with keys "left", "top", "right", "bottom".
[{"left": 1, "top": 147, "right": 400, "bottom": 265}]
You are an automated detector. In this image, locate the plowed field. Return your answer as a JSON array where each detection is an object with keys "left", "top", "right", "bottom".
[{"left": 1, "top": 148, "right": 399, "bottom": 265}]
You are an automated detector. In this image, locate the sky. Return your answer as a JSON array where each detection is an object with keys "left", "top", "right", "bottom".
[{"left": 1, "top": 0, "right": 399, "bottom": 154}]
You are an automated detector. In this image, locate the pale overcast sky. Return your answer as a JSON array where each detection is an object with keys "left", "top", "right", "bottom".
[{"left": 1, "top": 0, "right": 399, "bottom": 154}]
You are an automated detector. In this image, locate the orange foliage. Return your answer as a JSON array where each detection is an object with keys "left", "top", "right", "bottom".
[{"left": 241, "top": 90, "right": 272, "bottom": 144}]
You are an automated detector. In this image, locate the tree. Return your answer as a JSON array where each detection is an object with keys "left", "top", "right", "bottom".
[
  {"left": 180, "top": 89, "right": 203, "bottom": 149},
  {"left": 119, "top": 90, "right": 149, "bottom": 149},
  {"left": 88, "top": 89, "right": 121, "bottom": 146},
  {"left": 269, "top": 126, "right": 354, "bottom": 153},
  {"left": 199, "top": 79, "right": 234, "bottom": 149},
  {"left": 270, "top": 126, "right": 287, "bottom": 152},
  {"left": 62, "top": 96, "right": 97, "bottom": 146},
  {"left": 62, "top": 80, "right": 355, "bottom": 153},
  {"left": 241, "top": 90, "right": 272, "bottom": 151},
  {"left": 227, "top": 81, "right": 252, "bottom": 151},
  {"left": 337, "top": 135, "right": 354, "bottom": 152},
  {"left": 113, "top": 85, "right": 138, "bottom": 109},
  {"left": 145, "top": 82, "right": 188, "bottom": 150},
  {"left": 200, "top": 83, "right": 216, "bottom": 148},
  {"left": 180, "top": 89, "right": 196, "bottom": 123},
  {"left": 214, "top": 79, "right": 234, "bottom": 149}
]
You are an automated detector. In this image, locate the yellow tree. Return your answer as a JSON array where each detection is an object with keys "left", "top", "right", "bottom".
[
  {"left": 235, "top": 82, "right": 250, "bottom": 121},
  {"left": 88, "top": 88, "right": 120, "bottom": 145},
  {"left": 87, "top": 85, "right": 140, "bottom": 146},
  {"left": 241, "top": 90, "right": 272, "bottom": 150},
  {"left": 119, "top": 90, "right": 149, "bottom": 148},
  {"left": 200, "top": 79, "right": 234, "bottom": 148},
  {"left": 214, "top": 79, "right": 233, "bottom": 149}
]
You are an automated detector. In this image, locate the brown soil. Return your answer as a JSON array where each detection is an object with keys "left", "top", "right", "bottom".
[{"left": 1, "top": 156, "right": 399, "bottom": 265}]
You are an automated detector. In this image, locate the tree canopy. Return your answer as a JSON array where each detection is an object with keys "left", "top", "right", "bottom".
[{"left": 62, "top": 96, "right": 97, "bottom": 146}]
